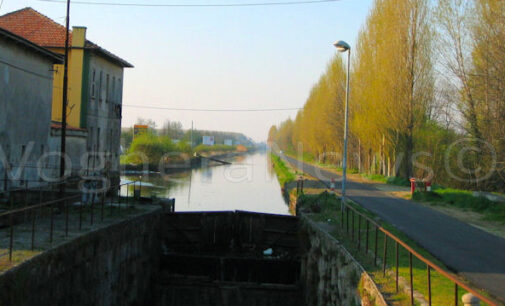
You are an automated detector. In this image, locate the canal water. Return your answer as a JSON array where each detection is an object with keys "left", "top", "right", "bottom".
[{"left": 122, "top": 152, "right": 290, "bottom": 215}]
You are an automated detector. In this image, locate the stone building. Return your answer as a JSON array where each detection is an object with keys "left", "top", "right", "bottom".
[
  {"left": 0, "top": 8, "right": 133, "bottom": 181},
  {"left": 0, "top": 27, "right": 63, "bottom": 189}
]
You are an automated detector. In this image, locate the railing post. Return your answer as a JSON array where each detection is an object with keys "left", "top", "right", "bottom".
[
  {"left": 427, "top": 265, "right": 432, "bottom": 305},
  {"left": 65, "top": 198, "right": 69, "bottom": 237},
  {"left": 139, "top": 176, "right": 142, "bottom": 198},
  {"left": 50, "top": 202, "right": 54, "bottom": 243},
  {"left": 90, "top": 194, "right": 95, "bottom": 226},
  {"left": 351, "top": 209, "right": 355, "bottom": 241},
  {"left": 357, "top": 214, "right": 361, "bottom": 250},
  {"left": 455, "top": 284, "right": 458, "bottom": 306},
  {"left": 101, "top": 190, "right": 105, "bottom": 222},
  {"left": 374, "top": 226, "right": 378, "bottom": 266},
  {"left": 110, "top": 185, "right": 113, "bottom": 215},
  {"left": 126, "top": 183, "right": 129, "bottom": 208},
  {"left": 9, "top": 211, "right": 14, "bottom": 261},
  {"left": 340, "top": 202, "right": 344, "bottom": 228},
  {"left": 346, "top": 207, "right": 349, "bottom": 234},
  {"left": 118, "top": 184, "right": 121, "bottom": 215},
  {"left": 31, "top": 206, "right": 36, "bottom": 251},
  {"left": 396, "top": 242, "right": 399, "bottom": 292},
  {"left": 383, "top": 234, "right": 388, "bottom": 276},
  {"left": 409, "top": 252, "right": 414, "bottom": 305},
  {"left": 365, "top": 220, "right": 369, "bottom": 253},
  {"left": 79, "top": 198, "right": 83, "bottom": 231}
]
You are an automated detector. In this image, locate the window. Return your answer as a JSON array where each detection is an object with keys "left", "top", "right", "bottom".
[
  {"left": 106, "top": 74, "right": 110, "bottom": 103},
  {"left": 91, "top": 69, "right": 96, "bottom": 98},
  {"left": 21, "top": 145, "right": 26, "bottom": 160},
  {"left": 112, "top": 77, "right": 116, "bottom": 103},
  {"left": 88, "top": 127, "right": 94, "bottom": 151},
  {"left": 117, "top": 79, "right": 122, "bottom": 102},
  {"left": 97, "top": 127, "right": 101, "bottom": 152},
  {"left": 99, "top": 71, "right": 103, "bottom": 102}
]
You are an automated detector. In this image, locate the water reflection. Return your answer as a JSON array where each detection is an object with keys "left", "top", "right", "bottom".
[{"left": 122, "top": 152, "right": 290, "bottom": 215}]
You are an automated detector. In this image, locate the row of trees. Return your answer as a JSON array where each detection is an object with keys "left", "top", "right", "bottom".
[{"left": 269, "top": 0, "right": 504, "bottom": 191}]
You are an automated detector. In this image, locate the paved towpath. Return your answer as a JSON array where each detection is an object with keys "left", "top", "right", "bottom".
[{"left": 282, "top": 154, "right": 505, "bottom": 303}]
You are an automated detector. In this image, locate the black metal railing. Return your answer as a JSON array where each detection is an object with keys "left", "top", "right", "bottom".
[
  {"left": 0, "top": 180, "right": 140, "bottom": 262},
  {"left": 337, "top": 200, "right": 497, "bottom": 306}
]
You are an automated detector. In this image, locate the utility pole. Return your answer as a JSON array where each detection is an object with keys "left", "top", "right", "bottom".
[{"left": 59, "top": 0, "right": 71, "bottom": 197}]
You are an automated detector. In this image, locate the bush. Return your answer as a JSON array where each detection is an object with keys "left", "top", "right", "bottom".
[{"left": 122, "top": 133, "right": 191, "bottom": 164}]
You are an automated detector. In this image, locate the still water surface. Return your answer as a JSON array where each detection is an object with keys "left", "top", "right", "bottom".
[{"left": 122, "top": 152, "right": 290, "bottom": 215}]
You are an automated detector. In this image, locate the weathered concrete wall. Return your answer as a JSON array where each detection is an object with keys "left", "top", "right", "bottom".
[
  {"left": 0, "top": 209, "right": 161, "bottom": 306},
  {"left": 299, "top": 216, "right": 387, "bottom": 306},
  {"left": 0, "top": 34, "right": 54, "bottom": 189},
  {"left": 47, "top": 127, "right": 88, "bottom": 178}
]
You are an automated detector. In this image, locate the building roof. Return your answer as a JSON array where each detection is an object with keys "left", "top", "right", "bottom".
[
  {"left": 0, "top": 8, "right": 133, "bottom": 68},
  {"left": 0, "top": 26, "right": 63, "bottom": 63}
]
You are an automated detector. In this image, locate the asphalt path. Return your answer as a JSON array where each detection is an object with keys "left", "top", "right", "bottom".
[{"left": 282, "top": 154, "right": 505, "bottom": 303}]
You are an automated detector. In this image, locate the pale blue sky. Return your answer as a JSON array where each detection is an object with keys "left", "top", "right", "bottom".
[{"left": 1, "top": 0, "right": 373, "bottom": 141}]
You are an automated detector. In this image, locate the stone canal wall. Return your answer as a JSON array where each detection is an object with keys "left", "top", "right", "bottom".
[
  {"left": 0, "top": 209, "right": 386, "bottom": 306},
  {"left": 299, "top": 216, "right": 387, "bottom": 306},
  {"left": 0, "top": 209, "right": 162, "bottom": 306}
]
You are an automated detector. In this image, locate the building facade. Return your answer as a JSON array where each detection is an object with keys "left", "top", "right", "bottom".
[
  {"left": 0, "top": 27, "right": 62, "bottom": 189},
  {"left": 0, "top": 8, "right": 133, "bottom": 179}
]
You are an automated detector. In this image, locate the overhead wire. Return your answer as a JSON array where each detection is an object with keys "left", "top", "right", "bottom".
[
  {"left": 35, "top": 0, "right": 341, "bottom": 7},
  {"left": 122, "top": 104, "right": 302, "bottom": 112}
]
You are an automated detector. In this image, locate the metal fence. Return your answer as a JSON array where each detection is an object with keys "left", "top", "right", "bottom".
[
  {"left": 338, "top": 199, "right": 497, "bottom": 306},
  {"left": 0, "top": 180, "right": 140, "bottom": 262}
]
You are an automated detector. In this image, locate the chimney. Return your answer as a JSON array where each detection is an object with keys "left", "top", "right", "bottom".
[{"left": 71, "top": 26, "right": 87, "bottom": 48}]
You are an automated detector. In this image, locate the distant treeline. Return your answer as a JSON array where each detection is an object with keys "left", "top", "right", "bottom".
[
  {"left": 269, "top": 0, "right": 505, "bottom": 192},
  {"left": 121, "top": 118, "right": 255, "bottom": 151}
]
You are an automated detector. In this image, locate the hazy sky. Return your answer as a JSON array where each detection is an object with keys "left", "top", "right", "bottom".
[{"left": 1, "top": 0, "right": 373, "bottom": 142}]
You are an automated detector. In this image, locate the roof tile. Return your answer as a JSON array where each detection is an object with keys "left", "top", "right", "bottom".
[{"left": 0, "top": 7, "right": 133, "bottom": 67}]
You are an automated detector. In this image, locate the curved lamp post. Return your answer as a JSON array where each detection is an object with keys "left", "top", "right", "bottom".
[{"left": 333, "top": 40, "right": 351, "bottom": 202}]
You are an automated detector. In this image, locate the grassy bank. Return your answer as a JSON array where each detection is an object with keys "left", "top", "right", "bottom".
[
  {"left": 298, "top": 192, "right": 487, "bottom": 305},
  {"left": 193, "top": 144, "right": 236, "bottom": 154},
  {"left": 413, "top": 187, "right": 505, "bottom": 223},
  {"left": 270, "top": 154, "right": 296, "bottom": 186}
]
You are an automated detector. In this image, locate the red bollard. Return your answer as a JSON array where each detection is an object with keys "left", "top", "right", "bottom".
[
  {"left": 330, "top": 178, "right": 335, "bottom": 193},
  {"left": 410, "top": 178, "right": 416, "bottom": 195}
]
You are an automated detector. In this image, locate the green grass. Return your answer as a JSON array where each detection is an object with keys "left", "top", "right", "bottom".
[
  {"left": 413, "top": 188, "right": 505, "bottom": 223},
  {"left": 297, "top": 193, "right": 491, "bottom": 305},
  {"left": 270, "top": 154, "right": 296, "bottom": 186},
  {"left": 362, "top": 173, "right": 410, "bottom": 187}
]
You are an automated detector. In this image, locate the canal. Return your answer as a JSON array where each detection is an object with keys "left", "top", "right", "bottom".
[{"left": 122, "top": 152, "right": 290, "bottom": 215}]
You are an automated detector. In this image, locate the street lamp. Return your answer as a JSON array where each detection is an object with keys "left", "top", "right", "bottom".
[{"left": 333, "top": 40, "right": 351, "bottom": 202}]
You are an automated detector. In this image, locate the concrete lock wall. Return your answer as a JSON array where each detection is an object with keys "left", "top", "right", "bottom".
[
  {"left": 0, "top": 209, "right": 161, "bottom": 306},
  {"left": 299, "top": 216, "right": 387, "bottom": 306}
]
